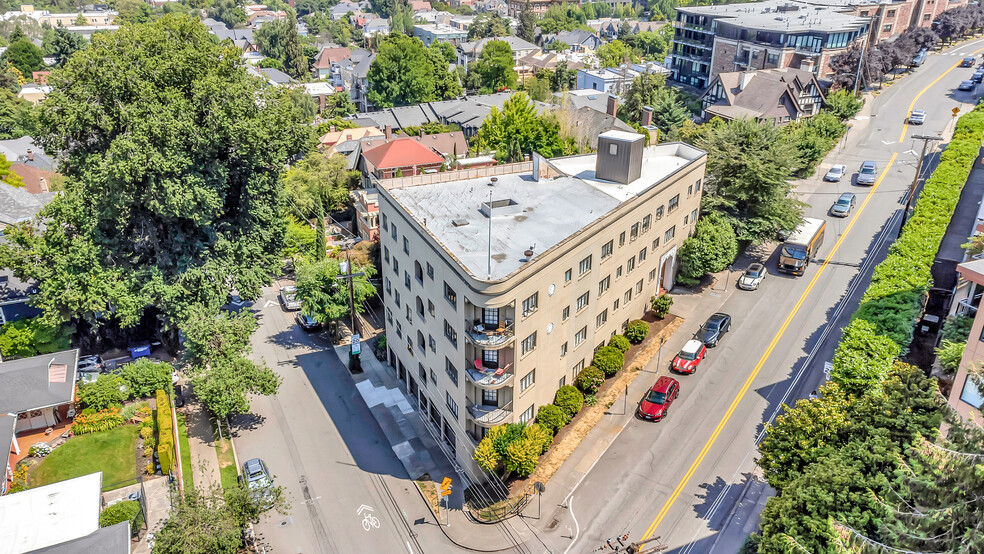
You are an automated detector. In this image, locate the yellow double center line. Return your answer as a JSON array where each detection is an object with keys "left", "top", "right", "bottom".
[{"left": 640, "top": 50, "right": 980, "bottom": 542}]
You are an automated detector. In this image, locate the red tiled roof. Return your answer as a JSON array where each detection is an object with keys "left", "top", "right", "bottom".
[
  {"left": 362, "top": 138, "right": 444, "bottom": 169},
  {"left": 313, "top": 47, "right": 353, "bottom": 69},
  {"left": 410, "top": 0, "right": 431, "bottom": 9}
]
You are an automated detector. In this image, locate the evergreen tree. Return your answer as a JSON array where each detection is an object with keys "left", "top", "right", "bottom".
[
  {"left": 315, "top": 201, "right": 326, "bottom": 261},
  {"left": 517, "top": 2, "right": 537, "bottom": 43},
  {"left": 285, "top": 10, "right": 308, "bottom": 79}
]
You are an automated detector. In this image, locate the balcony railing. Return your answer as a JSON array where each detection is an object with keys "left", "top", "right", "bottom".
[
  {"left": 465, "top": 321, "right": 515, "bottom": 348},
  {"left": 466, "top": 363, "right": 514, "bottom": 389},
  {"left": 467, "top": 401, "right": 514, "bottom": 427}
]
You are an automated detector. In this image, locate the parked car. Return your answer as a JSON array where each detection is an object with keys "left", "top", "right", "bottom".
[
  {"left": 830, "top": 192, "right": 857, "bottom": 218},
  {"left": 823, "top": 164, "right": 848, "bottom": 182},
  {"left": 857, "top": 160, "right": 878, "bottom": 185},
  {"left": 279, "top": 285, "right": 301, "bottom": 311},
  {"left": 694, "top": 313, "right": 732, "bottom": 347},
  {"left": 959, "top": 80, "right": 976, "bottom": 91},
  {"left": 637, "top": 376, "right": 679, "bottom": 422},
  {"left": 907, "top": 109, "right": 926, "bottom": 124},
  {"left": 295, "top": 313, "right": 322, "bottom": 331},
  {"left": 962, "top": 56, "right": 975, "bottom": 67},
  {"left": 76, "top": 355, "right": 102, "bottom": 374},
  {"left": 911, "top": 49, "right": 927, "bottom": 67},
  {"left": 973, "top": 70, "right": 984, "bottom": 84},
  {"left": 672, "top": 339, "right": 707, "bottom": 374},
  {"left": 737, "top": 263, "right": 767, "bottom": 291},
  {"left": 241, "top": 458, "right": 275, "bottom": 508}
]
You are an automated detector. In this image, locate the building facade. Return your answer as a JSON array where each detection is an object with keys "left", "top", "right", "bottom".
[
  {"left": 846, "top": 0, "right": 951, "bottom": 44},
  {"left": 375, "top": 132, "right": 705, "bottom": 479},
  {"left": 946, "top": 259, "right": 984, "bottom": 420},
  {"left": 413, "top": 24, "right": 469, "bottom": 46}
]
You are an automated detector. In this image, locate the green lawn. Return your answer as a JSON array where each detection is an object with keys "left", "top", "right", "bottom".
[
  {"left": 31, "top": 425, "right": 140, "bottom": 492},
  {"left": 176, "top": 412, "right": 193, "bottom": 491},
  {"left": 213, "top": 420, "right": 238, "bottom": 491}
]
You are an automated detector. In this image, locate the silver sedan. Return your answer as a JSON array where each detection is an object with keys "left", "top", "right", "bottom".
[{"left": 737, "top": 263, "right": 767, "bottom": 290}]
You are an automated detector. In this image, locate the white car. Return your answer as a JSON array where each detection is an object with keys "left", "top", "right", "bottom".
[
  {"left": 737, "top": 263, "right": 767, "bottom": 291},
  {"left": 823, "top": 164, "right": 847, "bottom": 182},
  {"left": 279, "top": 285, "right": 301, "bottom": 311}
]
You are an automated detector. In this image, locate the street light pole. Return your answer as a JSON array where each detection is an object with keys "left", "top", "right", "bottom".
[{"left": 898, "top": 134, "right": 943, "bottom": 237}]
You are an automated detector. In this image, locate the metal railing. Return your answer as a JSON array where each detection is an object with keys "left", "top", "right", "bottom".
[{"left": 465, "top": 322, "right": 515, "bottom": 348}]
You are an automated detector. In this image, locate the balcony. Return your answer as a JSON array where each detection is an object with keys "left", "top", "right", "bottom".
[
  {"left": 467, "top": 401, "right": 514, "bottom": 428},
  {"left": 465, "top": 321, "right": 515, "bottom": 349},
  {"left": 466, "top": 363, "right": 514, "bottom": 389}
]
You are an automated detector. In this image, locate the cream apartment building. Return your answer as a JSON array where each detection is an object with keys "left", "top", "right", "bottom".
[
  {"left": 375, "top": 131, "right": 706, "bottom": 479},
  {"left": 946, "top": 258, "right": 984, "bottom": 420}
]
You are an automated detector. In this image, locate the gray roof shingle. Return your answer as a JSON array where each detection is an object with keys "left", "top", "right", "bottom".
[{"left": 0, "top": 349, "right": 79, "bottom": 415}]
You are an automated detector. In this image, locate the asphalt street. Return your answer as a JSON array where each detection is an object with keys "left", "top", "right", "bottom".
[
  {"left": 230, "top": 293, "right": 461, "bottom": 554},
  {"left": 532, "top": 39, "right": 984, "bottom": 554}
]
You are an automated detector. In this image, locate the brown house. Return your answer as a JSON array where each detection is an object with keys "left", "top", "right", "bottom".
[{"left": 699, "top": 68, "right": 825, "bottom": 125}]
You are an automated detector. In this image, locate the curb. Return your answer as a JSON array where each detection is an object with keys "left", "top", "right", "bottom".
[{"left": 706, "top": 474, "right": 759, "bottom": 554}]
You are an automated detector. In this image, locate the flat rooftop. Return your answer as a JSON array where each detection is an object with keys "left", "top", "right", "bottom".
[
  {"left": 385, "top": 141, "right": 703, "bottom": 281},
  {"left": 0, "top": 472, "right": 101, "bottom": 554},
  {"left": 678, "top": 0, "right": 869, "bottom": 33}
]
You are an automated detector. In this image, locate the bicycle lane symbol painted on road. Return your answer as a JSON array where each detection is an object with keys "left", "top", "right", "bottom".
[{"left": 357, "top": 504, "right": 380, "bottom": 532}]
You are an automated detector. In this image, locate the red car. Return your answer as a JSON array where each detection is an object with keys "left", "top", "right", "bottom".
[
  {"left": 637, "top": 376, "right": 680, "bottom": 421},
  {"left": 672, "top": 339, "right": 707, "bottom": 374}
]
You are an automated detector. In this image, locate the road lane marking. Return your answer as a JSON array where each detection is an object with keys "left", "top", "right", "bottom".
[
  {"left": 640, "top": 45, "right": 983, "bottom": 542},
  {"left": 562, "top": 496, "right": 580, "bottom": 554}
]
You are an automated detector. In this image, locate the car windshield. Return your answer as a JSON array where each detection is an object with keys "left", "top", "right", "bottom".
[
  {"left": 645, "top": 390, "right": 667, "bottom": 405},
  {"left": 745, "top": 267, "right": 762, "bottom": 278},
  {"left": 829, "top": 167, "right": 843, "bottom": 175},
  {"left": 704, "top": 320, "right": 720, "bottom": 331},
  {"left": 781, "top": 245, "right": 807, "bottom": 259},
  {"left": 678, "top": 350, "right": 697, "bottom": 361},
  {"left": 860, "top": 166, "right": 875, "bottom": 175},
  {"left": 836, "top": 198, "right": 851, "bottom": 206}
]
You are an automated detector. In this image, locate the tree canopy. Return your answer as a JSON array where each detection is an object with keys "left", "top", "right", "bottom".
[
  {"left": 621, "top": 72, "right": 689, "bottom": 134},
  {"left": 1, "top": 38, "right": 42, "bottom": 76},
  {"left": 516, "top": 2, "right": 536, "bottom": 43},
  {"left": 283, "top": 150, "right": 362, "bottom": 216},
  {"left": 294, "top": 257, "right": 377, "bottom": 325},
  {"left": 475, "top": 92, "right": 564, "bottom": 162},
  {"left": 367, "top": 33, "right": 461, "bottom": 107},
  {"left": 595, "top": 39, "right": 637, "bottom": 68},
  {"left": 473, "top": 40, "right": 517, "bottom": 93},
  {"left": 467, "top": 11, "right": 510, "bottom": 40},
  {"left": 255, "top": 11, "right": 308, "bottom": 79}
]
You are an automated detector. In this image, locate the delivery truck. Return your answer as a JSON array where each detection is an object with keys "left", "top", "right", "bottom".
[{"left": 778, "top": 217, "right": 825, "bottom": 276}]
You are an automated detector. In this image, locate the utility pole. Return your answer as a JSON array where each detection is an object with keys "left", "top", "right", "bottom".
[
  {"left": 898, "top": 134, "right": 944, "bottom": 237},
  {"left": 338, "top": 239, "right": 365, "bottom": 372},
  {"left": 853, "top": 23, "right": 871, "bottom": 95}
]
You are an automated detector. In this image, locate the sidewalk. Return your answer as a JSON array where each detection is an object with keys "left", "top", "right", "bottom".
[{"left": 182, "top": 392, "right": 221, "bottom": 491}]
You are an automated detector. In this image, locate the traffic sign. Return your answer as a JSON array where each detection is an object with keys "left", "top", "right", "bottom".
[
  {"left": 440, "top": 476, "right": 453, "bottom": 496},
  {"left": 351, "top": 333, "right": 361, "bottom": 355},
  {"left": 953, "top": 107, "right": 961, "bottom": 117}
]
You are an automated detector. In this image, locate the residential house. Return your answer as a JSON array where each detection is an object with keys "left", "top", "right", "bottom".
[
  {"left": 357, "top": 92, "right": 550, "bottom": 138},
  {"left": 456, "top": 35, "right": 538, "bottom": 67},
  {"left": 246, "top": 65, "right": 294, "bottom": 86},
  {"left": 451, "top": 0, "right": 478, "bottom": 7},
  {"left": 555, "top": 93, "right": 638, "bottom": 149},
  {"left": 38, "top": 9, "right": 116, "bottom": 27},
  {"left": 351, "top": 188, "right": 380, "bottom": 241},
  {"left": 541, "top": 30, "right": 603, "bottom": 54},
  {"left": 312, "top": 46, "right": 353, "bottom": 80},
  {"left": 303, "top": 81, "right": 344, "bottom": 113},
  {"left": 0, "top": 269, "right": 42, "bottom": 327},
  {"left": 0, "top": 472, "right": 131, "bottom": 553},
  {"left": 319, "top": 126, "right": 385, "bottom": 154},
  {"left": 449, "top": 15, "right": 476, "bottom": 31},
  {"left": 330, "top": 2, "right": 363, "bottom": 19},
  {"left": 589, "top": 19, "right": 627, "bottom": 41},
  {"left": 576, "top": 63, "right": 670, "bottom": 94},
  {"left": 0, "top": 182, "right": 56, "bottom": 229},
  {"left": 0, "top": 136, "right": 59, "bottom": 195},
  {"left": 699, "top": 68, "right": 825, "bottom": 124},
  {"left": 338, "top": 49, "right": 376, "bottom": 111},
  {"left": 411, "top": 0, "right": 432, "bottom": 10},
  {"left": 413, "top": 24, "right": 469, "bottom": 46},
  {"left": 363, "top": 128, "right": 470, "bottom": 160},
  {"left": 17, "top": 84, "right": 51, "bottom": 105},
  {"left": 202, "top": 17, "right": 256, "bottom": 51},
  {"left": 31, "top": 71, "right": 49, "bottom": 85},
  {"left": 376, "top": 131, "right": 705, "bottom": 480},
  {"left": 359, "top": 138, "right": 446, "bottom": 179},
  {"left": 415, "top": 9, "right": 451, "bottom": 24},
  {"left": 632, "top": 21, "right": 666, "bottom": 34},
  {"left": 2, "top": 349, "right": 79, "bottom": 492},
  {"left": 363, "top": 17, "right": 391, "bottom": 36},
  {"left": 506, "top": 0, "right": 565, "bottom": 17}
]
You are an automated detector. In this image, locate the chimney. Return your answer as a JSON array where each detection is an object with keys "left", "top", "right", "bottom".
[
  {"left": 738, "top": 71, "right": 755, "bottom": 91},
  {"left": 640, "top": 106, "right": 653, "bottom": 127},
  {"left": 330, "top": 125, "right": 336, "bottom": 132},
  {"left": 385, "top": 125, "right": 392, "bottom": 139},
  {"left": 26, "top": 148, "right": 33, "bottom": 161},
  {"left": 607, "top": 94, "right": 618, "bottom": 118}
]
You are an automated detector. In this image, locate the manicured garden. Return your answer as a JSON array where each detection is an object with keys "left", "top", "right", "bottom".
[{"left": 30, "top": 424, "right": 140, "bottom": 491}]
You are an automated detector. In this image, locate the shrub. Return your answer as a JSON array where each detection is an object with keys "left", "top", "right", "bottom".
[
  {"left": 831, "top": 319, "right": 901, "bottom": 394},
  {"left": 473, "top": 436, "right": 500, "bottom": 472},
  {"left": 651, "top": 294, "right": 673, "bottom": 319},
  {"left": 678, "top": 213, "right": 738, "bottom": 281},
  {"left": 535, "top": 404, "right": 569, "bottom": 435},
  {"left": 554, "top": 385, "right": 584, "bottom": 418},
  {"left": 608, "top": 335, "right": 631, "bottom": 353},
  {"left": 522, "top": 423, "right": 553, "bottom": 455},
  {"left": 824, "top": 89, "right": 864, "bottom": 121},
  {"left": 574, "top": 366, "right": 605, "bottom": 394},
  {"left": 593, "top": 346, "right": 625, "bottom": 377},
  {"left": 140, "top": 426, "right": 153, "bottom": 440},
  {"left": 143, "top": 445, "right": 154, "bottom": 458},
  {"left": 120, "top": 358, "right": 174, "bottom": 399},
  {"left": 585, "top": 394, "right": 598, "bottom": 407},
  {"left": 71, "top": 407, "right": 125, "bottom": 435},
  {"left": 29, "top": 443, "right": 52, "bottom": 457},
  {"left": 0, "top": 316, "right": 71, "bottom": 359},
  {"left": 936, "top": 339, "right": 965, "bottom": 374},
  {"left": 942, "top": 314, "right": 973, "bottom": 343},
  {"left": 156, "top": 389, "right": 175, "bottom": 475},
  {"left": 76, "top": 374, "right": 128, "bottom": 411},
  {"left": 504, "top": 438, "right": 540, "bottom": 477},
  {"left": 626, "top": 320, "right": 649, "bottom": 343}
]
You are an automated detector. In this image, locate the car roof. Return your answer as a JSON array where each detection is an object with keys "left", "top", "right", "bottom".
[
  {"left": 681, "top": 339, "right": 703, "bottom": 354},
  {"left": 652, "top": 375, "right": 678, "bottom": 392},
  {"left": 965, "top": 57, "right": 975, "bottom": 60},
  {"left": 709, "top": 312, "right": 729, "bottom": 321},
  {"left": 838, "top": 192, "right": 855, "bottom": 201},
  {"left": 831, "top": 164, "right": 846, "bottom": 170},
  {"left": 911, "top": 109, "right": 925, "bottom": 114},
  {"left": 747, "top": 262, "right": 764, "bottom": 271},
  {"left": 245, "top": 458, "right": 264, "bottom": 469},
  {"left": 861, "top": 160, "right": 876, "bottom": 168},
  {"left": 282, "top": 285, "right": 296, "bottom": 292}
]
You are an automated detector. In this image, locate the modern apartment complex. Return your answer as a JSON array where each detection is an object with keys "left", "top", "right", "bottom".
[
  {"left": 668, "top": 0, "right": 870, "bottom": 89},
  {"left": 375, "top": 131, "right": 706, "bottom": 478},
  {"left": 946, "top": 258, "right": 984, "bottom": 420}
]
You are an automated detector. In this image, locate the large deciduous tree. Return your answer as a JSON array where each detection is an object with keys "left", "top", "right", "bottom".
[
  {"left": 677, "top": 212, "right": 737, "bottom": 283},
  {"left": 294, "top": 257, "right": 377, "bottom": 326},
  {"left": 1, "top": 38, "right": 42, "bottom": 76},
  {"left": 473, "top": 40, "right": 516, "bottom": 93},
  {"left": 595, "top": 39, "right": 637, "bottom": 68},
  {"left": 367, "top": 33, "right": 460, "bottom": 107},
  {"left": 283, "top": 150, "right": 361, "bottom": 216},
  {"left": 1, "top": 15, "right": 311, "bottom": 338},
  {"left": 467, "top": 11, "right": 511, "bottom": 39},
  {"left": 697, "top": 117, "right": 803, "bottom": 242},
  {"left": 475, "top": 92, "right": 562, "bottom": 162}
]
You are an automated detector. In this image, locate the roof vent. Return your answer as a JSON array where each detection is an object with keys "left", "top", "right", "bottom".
[
  {"left": 481, "top": 198, "right": 522, "bottom": 217},
  {"left": 452, "top": 219, "right": 470, "bottom": 227}
]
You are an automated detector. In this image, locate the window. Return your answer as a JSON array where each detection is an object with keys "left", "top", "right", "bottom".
[
  {"left": 636, "top": 280, "right": 643, "bottom": 294},
  {"left": 578, "top": 255, "right": 592, "bottom": 275},
  {"left": 446, "top": 392, "right": 458, "bottom": 418},
  {"left": 382, "top": 213, "right": 388, "bottom": 231},
  {"left": 444, "top": 282, "right": 457, "bottom": 308},
  {"left": 426, "top": 262, "right": 434, "bottom": 279},
  {"left": 665, "top": 226, "right": 676, "bottom": 243},
  {"left": 445, "top": 358, "right": 459, "bottom": 386},
  {"left": 431, "top": 368, "right": 437, "bottom": 384},
  {"left": 429, "top": 335, "right": 436, "bottom": 352},
  {"left": 384, "top": 246, "right": 390, "bottom": 263},
  {"left": 601, "top": 240, "right": 614, "bottom": 259},
  {"left": 562, "top": 306, "right": 570, "bottom": 321},
  {"left": 767, "top": 52, "right": 778, "bottom": 65},
  {"left": 684, "top": 214, "right": 689, "bottom": 225},
  {"left": 521, "top": 332, "right": 537, "bottom": 355},
  {"left": 419, "top": 363, "right": 427, "bottom": 381},
  {"left": 519, "top": 405, "right": 534, "bottom": 424},
  {"left": 395, "top": 290, "right": 401, "bottom": 307},
  {"left": 695, "top": 179, "right": 701, "bottom": 192},
  {"left": 406, "top": 335, "right": 412, "bottom": 352},
  {"left": 405, "top": 271, "right": 411, "bottom": 289},
  {"left": 406, "top": 304, "right": 412, "bottom": 322},
  {"left": 655, "top": 205, "right": 664, "bottom": 219},
  {"left": 613, "top": 298, "right": 620, "bottom": 311},
  {"left": 574, "top": 326, "right": 587, "bottom": 346},
  {"left": 622, "top": 319, "right": 630, "bottom": 332},
  {"left": 385, "top": 277, "right": 391, "bottom": 294},
  {"left": 391, "top": 223, "right": 397, "bottom": 240},
  {"left": 691, "top": 209, "right": 698, "bottom": 224},
  {"left": 652, "top": 237, "right": 660, "bottom": 251},
  {"left": 599, "top": 276, "right": 611, "bottom": 296},
  {"left": 626, "top": 256, "right": 636, "bottom": 273},
  {"left": 393, "top": 257, "right": 399, "bottom": 275},
  {"left": 403, "top": 236, "right": 409, "bottom": 255},
  {"left": 573, "top": 359, "right": 585, "bottom": 377},
  {"left": 619, "top": 231, "right": 626, "bottom": 246},
  {"left": 609, "top": 143, "right": 618, "bottom": 155},
  {"left": 624, "top": 289, "right": 632, "bottom": 303},
  {"left": 558, "top": 376, "right": 566, "bottom": 388},
  {"left": 649, "top": 268, "right": 657, "bottom": 282},
  {"left": 387, "top": 307, "right": 393, "bottom": 324},
  {"left": 415, "top": 261, "right": 423, "bottom": 283},
  {"left": 561, "top": 341, "right": 568, "bottom": 357},
  {"left": 428, "top": 300, "right": 435, "bottom": 317},
  {"left": 483, "top": 349, "right": 498, "bottom": 368},
  {"left": 630, "top": 223, "right": 639, "bottom": 241},
  {"left": 396, "top": 321, "right": 402, "bottom": 338},
  {"left": 688, "top": 184, "right": 693, "bottom": 196},
  {"left": 522, "top": 292, "right": 539, "bottom": 316},
  {"left": 444, "top": 320, "right": 458, "bottom": 346},
  {"left": 564, "top": 268, "right": 572, "bottom": 283},
  {"left": 639, "top": 248, "right": 647, "bottom": 262},
  {"left": 416, "top": 297, "right": 424, "bottom": 318},
  {"left": 923, "top": 13, "right": 931, "bottom": 20},
  {"left": 482, "top": 389, "right": 498, "bottom": 405},
  {"left": 596, "top": 309, "right": 608, "bottom": 327},
  {"left": 576, "top": 292, "right": 590, "bottom": 311},
  {"left": 642, "top": 215, "right": 651, "bottom": 233},
  {"left": 887, "top": 8, "right": 896, "bottom": 16},
  {"left": 882, "top": 24, "right": 892, "bottom": 32},
  {"left": 483, "top": 308, "right": 499, "bottom": 326},
  {"left": 668, "top": 194, "right": 679, "bottom": 213},
  {"left": 520, "top": 369, "right": 535, "bottom": 392}
]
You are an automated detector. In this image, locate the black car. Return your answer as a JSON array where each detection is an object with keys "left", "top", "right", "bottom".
[
  {"left": 973, "top": 70, "right": 984, "bottom": 84},
  {"left": 295, "top": 313, "right": 322, "bottom": 331},
  {"left": 962, "top": 57, "right": 976, "bottom": 67},
  {"left": 959, "top": 80, "right": 976, "bottom": 91},
  {"left": 694, "top": 313, "right": 732, "bottom": 347}
]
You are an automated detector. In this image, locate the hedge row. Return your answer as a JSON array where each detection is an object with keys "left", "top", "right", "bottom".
[
  {"left": 831, "top": 104, "right": 984, "bottom": 389},
  {"left": 155, "top": 389, "right": 175, "bottom": 476}
]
